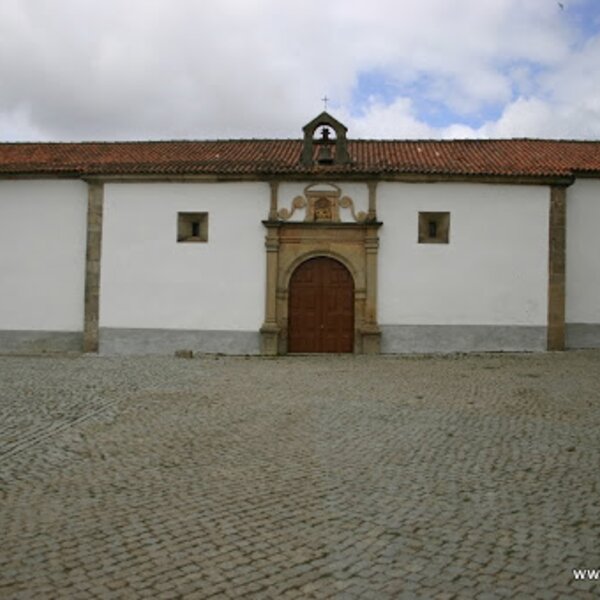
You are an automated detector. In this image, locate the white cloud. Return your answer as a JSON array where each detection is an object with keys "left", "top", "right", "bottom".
[
  {"left": 0, "top": 0, "right": 598, "bottom": 141},
  {"left": 479, "top": 97, "right": 556, "bottom": 138},
  {"left": 343, "top": 98, "right": 436, "bottom": 139}
]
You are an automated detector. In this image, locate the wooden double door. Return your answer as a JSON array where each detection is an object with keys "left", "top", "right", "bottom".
[{"left": 288, "top": 257, "right": 354, "bottom": 353}]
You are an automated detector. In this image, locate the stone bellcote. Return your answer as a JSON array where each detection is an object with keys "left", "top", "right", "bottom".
[{"left": 301, "top": 111, "right": 351, "bottom": 167}]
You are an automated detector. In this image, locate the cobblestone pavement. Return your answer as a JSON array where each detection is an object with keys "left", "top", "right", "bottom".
[{"left": 1, "top": 351, "right": 599, "bottom": 600}]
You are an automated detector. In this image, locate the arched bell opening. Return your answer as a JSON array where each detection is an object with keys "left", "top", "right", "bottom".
[{"left": 301, "top": 111, "right": 351, "bottom": 166}]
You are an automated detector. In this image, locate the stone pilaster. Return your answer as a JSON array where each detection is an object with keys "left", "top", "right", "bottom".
[
  {"left": 260, "top": 223, "right": 281, "bottom": 355},
  {"left": 362, "top": 225, "right": 381, "bottom": 354},
  {"left": 83, "top": 182, "right": 104, "bottom": 353},
  {"left": 268, "top": 181, "right": 279, "bottom": 221},
  {"left": 547, "top": 185, "right": 566, "bottom": 351},
  {"left": 367, "top": 180, "right": 378, "bottom": 221}
]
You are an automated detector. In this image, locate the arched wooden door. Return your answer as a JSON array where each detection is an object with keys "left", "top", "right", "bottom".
[{"left": 288, "top": 257, "right": 354, "bottom": 353}]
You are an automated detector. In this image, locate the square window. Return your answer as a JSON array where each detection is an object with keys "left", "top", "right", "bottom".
[
  {"left": 418, "top": 212, "right": 450, "bottom": 244},
  {"left": 177, "top": 212, "right": 208, "bottom": 242}
]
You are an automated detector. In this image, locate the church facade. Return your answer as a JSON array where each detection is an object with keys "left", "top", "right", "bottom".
[{"left": 1, "top": 112, "right": 599, "bottom": 355}]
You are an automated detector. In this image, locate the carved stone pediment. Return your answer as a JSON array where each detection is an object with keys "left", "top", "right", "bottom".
[{"left": 277, "top": 183, "right": 367, "bottom": 223}]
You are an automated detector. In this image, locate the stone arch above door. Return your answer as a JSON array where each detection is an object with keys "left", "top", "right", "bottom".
[{"left": 283, "top": 249, "right": 359, "bottom": 291}]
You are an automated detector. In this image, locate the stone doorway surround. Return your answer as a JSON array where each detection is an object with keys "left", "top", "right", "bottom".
[{"left": 260, "top": 181, "right": 382, "bottom": 355}]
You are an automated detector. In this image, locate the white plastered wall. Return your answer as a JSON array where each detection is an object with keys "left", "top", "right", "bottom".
[
  {"left": 378, "top": 182, "right": 549, "bottom": 326},
  {"left": 0, "top": 180, "right": 87, "bottom": 330},
  {"left": 100, "top": 182, "right": 267, "bottom": 330},
  {"left": 566, "top": 178, "right": 600, "bottom": 324}
]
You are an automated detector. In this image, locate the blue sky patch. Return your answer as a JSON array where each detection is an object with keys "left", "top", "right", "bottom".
[
  {"left": 350, "top": 68, "right": 513, "bottom": 130},
  {"left": 566, "top": 0, "right": 600, "bottom": 44},
  {"left": 345, "top": 2, "right": 598, "bottom": 133},
  {"left": 350, "top": 71, "right": 401, "bottom": 114}
]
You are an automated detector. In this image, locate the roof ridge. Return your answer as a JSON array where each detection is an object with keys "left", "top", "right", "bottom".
[
  {"left": 350, "top": 138, "right": 600, "bottom": 143},
  {"left": 2, "top": 137, "right": 600, "bottom": 146},
  {"left": 0, "top": 138, "right": 303, "bottom": 146}
]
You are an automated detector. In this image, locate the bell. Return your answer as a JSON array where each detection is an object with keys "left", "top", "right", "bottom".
[{"left": 317, "top": 144, "right": 334, "bottom": 164}]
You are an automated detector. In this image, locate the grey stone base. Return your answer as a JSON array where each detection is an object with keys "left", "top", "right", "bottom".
[
  {"left": 99, "top": 328, "right": 261, "bottom": 355},
  {"left": 566, "top": 323, "right": 600, "bottom": 349},
  {"left": 381, "top": 324, "right": 546, "bottom": 353},
  {"left": 0, "top": 330, "right": 83, "bottom": 353}
]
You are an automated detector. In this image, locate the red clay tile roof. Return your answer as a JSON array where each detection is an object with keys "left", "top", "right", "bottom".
[{"left": 1, "top": 138, "right": 600, "bottom": 178}]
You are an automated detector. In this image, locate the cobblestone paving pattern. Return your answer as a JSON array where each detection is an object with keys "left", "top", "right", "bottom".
[{"left": 1, "top": 352, "right": 599, "bottom": 599}]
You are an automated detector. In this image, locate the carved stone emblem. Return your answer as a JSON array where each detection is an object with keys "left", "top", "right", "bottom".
[{"left": 314, "top": 197, "right": 333, "bottom": 221}]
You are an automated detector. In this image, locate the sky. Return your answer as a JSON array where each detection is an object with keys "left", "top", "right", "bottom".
[{"left": 1, "top": 0, "right": 599, "bottom": 141}]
